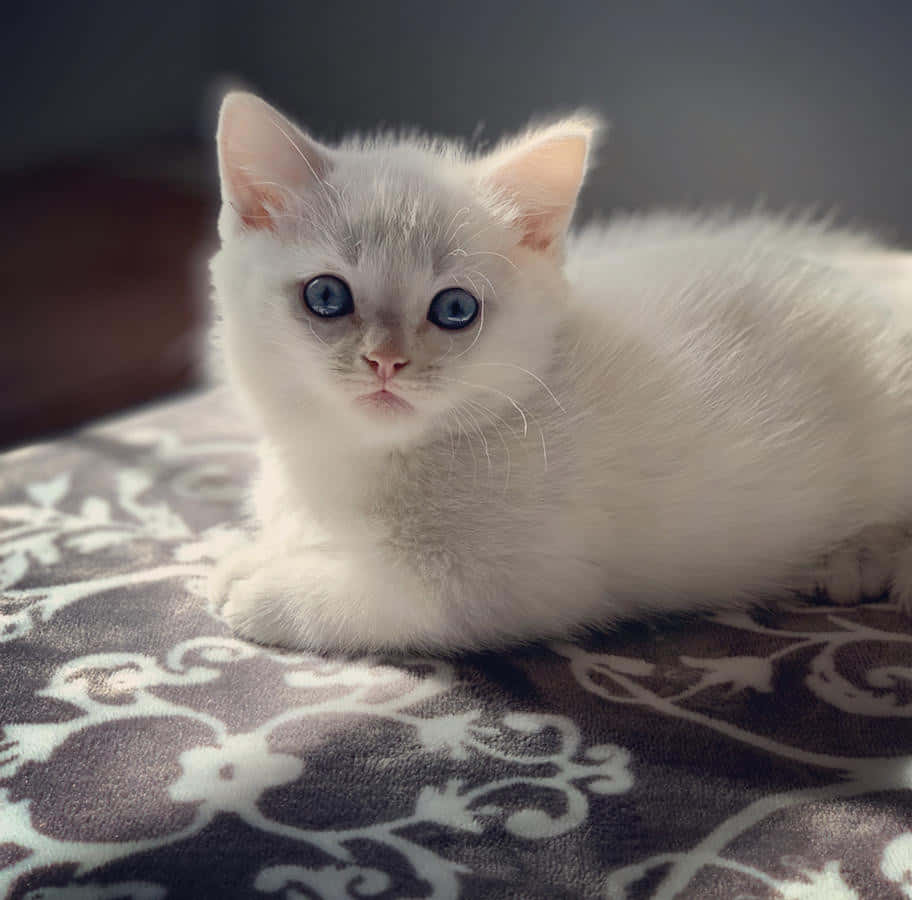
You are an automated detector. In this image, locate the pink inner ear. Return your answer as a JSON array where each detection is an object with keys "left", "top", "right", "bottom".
[
  {"left": 517, "top": 211, "right": 560, "bottom": 252},
  {"left": 217, "top": 92, "right": 330, "bottom": 233},
  {"left": 480, "top": 126, "right": 593, "bottom": 255},
  {"left": 232, "top": 184, "right": 283, "bottom": 231}
]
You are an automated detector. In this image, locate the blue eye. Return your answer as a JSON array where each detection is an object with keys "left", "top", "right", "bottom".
[
  {"left": 427, "top": 288, "right": 479, "bottom": 330},
  {"left": 302, "top": 275, "right": 354, "bottom": 318}
]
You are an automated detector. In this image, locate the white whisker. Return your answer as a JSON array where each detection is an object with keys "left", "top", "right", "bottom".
[
  {"left": 429, "top": 336, "right": 456, "bottom": 366},
  {"left": 307, "top": 320, "right": 330, "bottom": 347},
  {"left": 450, "top": 217, "right": 479, "bottom": 246},
  {"left": 444, "top": 207, "right": 471, "bottom": 244},
  {"left": 433, "top": 375, "right": 528, "bottom": 437},
  {"left": 463, "top": 273, "right": 481, "bottom": 297},
  {"left": 450, "top": 407, "right": 479, "bottom": 485},
  {"left": 433, "top": 374, "right": 551, "bottom": 472},
  {"left": 466, "top": 269, "right": 496, "bottom": 297},
  {"left": 444, "top": 410, "right": 462, "bottom": 480},
  {"left": 447, "top": 412, "right": 458, "bottom": 470},
  {"left": 463, "top": 398, "right": 518, "bottom": 437},
  {"left": 464, "top": 398, "right": 512, "bottom": 493},
  {"left": 454, "top": 362, "right": 564, "bottom": 412},
  {"left": 461, "top": 249, "right": 518, "bottom": 271},
  {"left": 460, "top": 222, "right": 501, "bottom": 246},
  {"left": 459, "top": 404, "right": 493, "bottom": 479}
]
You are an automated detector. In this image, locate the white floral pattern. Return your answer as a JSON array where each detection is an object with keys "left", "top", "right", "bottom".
[{"left": 1, "top": 390, "right": 912, "bottom": 899}]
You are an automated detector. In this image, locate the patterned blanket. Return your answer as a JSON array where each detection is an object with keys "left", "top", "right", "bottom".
[{"left": 2, "top": 390, "right": 911, "bottom": 899}]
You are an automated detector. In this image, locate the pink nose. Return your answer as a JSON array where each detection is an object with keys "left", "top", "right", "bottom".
[{"left": 363, "top": 351, "right": 410, "bottom": 381}]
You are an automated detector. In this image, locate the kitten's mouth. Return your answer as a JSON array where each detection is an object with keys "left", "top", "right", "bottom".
[{"left": 355, "top": 389, "right": 415, "bottom": 414}]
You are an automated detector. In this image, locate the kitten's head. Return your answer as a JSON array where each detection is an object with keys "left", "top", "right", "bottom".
[{"left": 211, "top": 92, "right": 596, "bottom": 447}]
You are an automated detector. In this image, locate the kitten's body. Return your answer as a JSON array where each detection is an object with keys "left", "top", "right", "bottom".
[{"left": 210, "top": 93, "right": 912, "bottom": 652}]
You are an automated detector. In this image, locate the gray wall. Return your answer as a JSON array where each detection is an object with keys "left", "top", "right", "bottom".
[{"left": 5, "top": 1, "right": 912, "bottom": 241}]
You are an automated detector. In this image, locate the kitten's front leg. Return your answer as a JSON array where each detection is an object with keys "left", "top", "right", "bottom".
[{"left": 209, "top": 539, "right": 436, "bottom": 652}]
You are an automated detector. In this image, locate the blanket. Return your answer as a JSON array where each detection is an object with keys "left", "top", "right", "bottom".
[{"left": 2, "top": 390, "right": 911, "bottom": 899}]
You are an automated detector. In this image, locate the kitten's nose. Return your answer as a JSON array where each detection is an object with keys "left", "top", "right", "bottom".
[{"left": 363, "top": 351, "right": 410, "bottom": 381}]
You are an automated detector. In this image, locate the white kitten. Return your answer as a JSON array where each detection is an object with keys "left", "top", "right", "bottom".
[{"left": 209, "top": 91, "right": 912, "bottom": 653}]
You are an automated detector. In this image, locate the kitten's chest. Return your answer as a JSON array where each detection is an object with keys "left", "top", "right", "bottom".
[
  {"left": 361, "top": 433, "right": 568, "bottom": 553},
  {"left": 270, "top": 421, "right": 571, "bottom": 555}
]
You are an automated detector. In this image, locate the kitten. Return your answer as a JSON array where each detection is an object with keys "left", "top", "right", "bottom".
[{"left": 209, "top": 91, "right": 912, "bottom": 653}]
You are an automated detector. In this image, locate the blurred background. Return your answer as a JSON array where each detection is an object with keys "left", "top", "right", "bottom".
[{"left": 2, "top": 1, "right": 910, "bottom": 447}]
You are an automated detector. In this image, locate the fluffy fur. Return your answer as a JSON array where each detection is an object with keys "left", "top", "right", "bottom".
[{"left": 209, "top": 91, "right": 912, "bottom": 653}]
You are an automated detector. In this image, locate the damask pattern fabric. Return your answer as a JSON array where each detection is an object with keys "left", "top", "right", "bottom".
[{"left": 1, "top": 390, "right": 911, "bottom": 899}]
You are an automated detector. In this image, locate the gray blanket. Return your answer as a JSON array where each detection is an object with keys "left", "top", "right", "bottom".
[{"left": 2, "top": 390, "right": 911, "bottom": 899}]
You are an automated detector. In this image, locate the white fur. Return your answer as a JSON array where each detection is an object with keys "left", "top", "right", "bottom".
[{"left": 209, "top": 93, "right": 912, "bottom": 653}]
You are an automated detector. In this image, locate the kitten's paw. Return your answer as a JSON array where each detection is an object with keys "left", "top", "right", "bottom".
[
  {"left": 892, "top": 542, "right": 912, "bottom": 615},
  {"left": 814, "top": 524, "right": 912, "bottom": 607},
  {"left": 819, "top": 542, "right": 890, "bottom": 605},
  {"left": 219, "top": 572, "right": 301, "bottom": 649},
  {"left": 210, "top": 549, "right": 333, "bottom": 650},
  {"left": 210, "top": 542, "right": 442, "bottom": 652},
  {"left": 210, "top": 545, "right": 367, "bottom": 652},
  {"left": 208, "top": 544, "right": 268, "bottom": 614}
]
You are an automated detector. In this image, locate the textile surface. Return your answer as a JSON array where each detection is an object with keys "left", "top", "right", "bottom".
[{"left": 2, "top": 391, "right": 911, "bottom": 899}]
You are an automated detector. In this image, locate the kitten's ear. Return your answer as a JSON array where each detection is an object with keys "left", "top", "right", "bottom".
[
  {"left": 478, "top": 116, "right": 598, "bottom": 255},
  {"left": 216, "top": 92, "right": 332, "bottom": 236}
]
